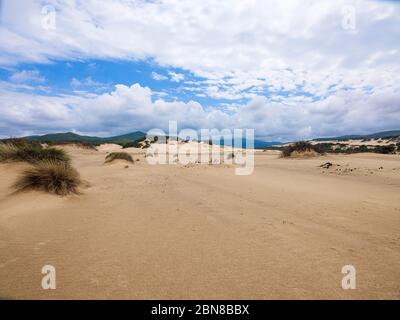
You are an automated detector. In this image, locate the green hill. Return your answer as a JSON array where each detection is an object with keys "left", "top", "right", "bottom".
[
  {"left": 15, "top": 129, "right": 400, "bottom": 148},
  {"left": 24, "top": 131, "right": 146, "bottom": 145},
  {"left": 313, "top": 130, "right": 400, "bottom": 141},
  {"left": 22, "top": 131, "right": 282, "bottom": 149}
]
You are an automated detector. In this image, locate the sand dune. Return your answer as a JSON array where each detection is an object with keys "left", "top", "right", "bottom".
[
  {"left": 0, "top": 145, "right": 399, "bottom": 299},
  {"left": 310, "top": 138, "right": 400, "bottom": 147}
]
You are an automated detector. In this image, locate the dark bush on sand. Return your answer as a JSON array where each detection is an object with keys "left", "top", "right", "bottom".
[
  {"left": 13, "top": 160, "right": 81, "bottom": 196},
  {"left": 0, "top": 140, "right": 70, "bottom": 164},
  {"left": 105, "top": 152, "right": 134, "bottom": 163},
  {"left": 374, "top": 144, "right": 396, "bottom": 154},
  {"left": 281, "top": 141, "right": 324, "bottom": 158}
]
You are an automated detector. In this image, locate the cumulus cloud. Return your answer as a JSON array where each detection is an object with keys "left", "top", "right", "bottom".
[
  {"left": 168, "top": 71, "right": 185, "bottom": 82},
  {"left": 151, "top": 72, "right": 168, "bottom": 81},
  {"left": 0, "top": 0, "right": 399, "bottom": 138},
  {"left": 9, "top": 70, "right": 46, "bottom": 83},
  {"left": 1, "top": 83, "right": 399, "bottom": 140},
  {"left": 1, "top": 1, "right": 399, "bottom": 94},
  {"left": 70, "top": 76, "right": 110, "bottom": 93}
]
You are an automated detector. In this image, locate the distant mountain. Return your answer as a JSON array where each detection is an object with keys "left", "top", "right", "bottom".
[
  {"left": 211, "top": 137, "right": 283, "bottom": 149},
  {"left": 20, "top": 129, "right": 400, "bottom": 148},
  {"left": 23, "top": 131, "right": 283, "bottom": 149},
  {"left": 26, "top": 132, "right": 101, "bottom": 143},
  {"left": 253, "top": 140, "right": 283, "bottom": 149},
  {"left": 24, "top": 131, "right": 146, "bottom": 145},
  {"left": 313, "top": 130, "right": 400, "bottom": 141}
]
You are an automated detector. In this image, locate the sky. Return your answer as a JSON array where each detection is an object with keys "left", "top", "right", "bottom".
[{"left": 0, "top": 0, "right": 399, "bottom": 141}]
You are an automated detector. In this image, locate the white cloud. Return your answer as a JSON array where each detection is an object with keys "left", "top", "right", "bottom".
[
  {"left": 1, "top": 0, "right": 399, "bottom": 98},
  {"left": 1, "top": 83, "right": 399, "bottom": 140},
  {"left": 9, "top": 70, "right": 46, "bottom": 83},
  {"left": 151, "top": 72, "right": 168, "bottom": 81},
  {"left": 0, "top": 0, "right": 399, "bottom": 138},
  {"left": 153, "top": 70, "right": 186, "bottom": 83},
  {"left": 70, "top": 77, "right": 109, "bottom": 93},
  {"left": 168, "top": 71, "right": 185, "bottom": 82},
  {"left": 70, "top": 78, "right": 81, "bottom": 88}
]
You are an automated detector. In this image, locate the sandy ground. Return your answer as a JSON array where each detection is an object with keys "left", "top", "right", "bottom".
[{"left": 0, "top": 144, "right": 399, "bottom": 299}]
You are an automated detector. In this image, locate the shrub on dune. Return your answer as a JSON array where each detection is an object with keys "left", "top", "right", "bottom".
[
  {"left": 105, "top": 152, "right": 134, "bottom": 163},
  {"left": 0, "top": 140, "right": 70, "bottom": 164},
  {"left": 374, "top": 144, "right": 396, "bottom": 154},
  {"left": 0, "top": 143, "right": 18, "bottom": 161},
  {"left": 13, "top": 160, "right": 81, "bottom": 195},
  {"left": 16, "top": 146, "right": 70, "bottom": 163},
  {"left": 122, "top": 140, "right": 143, "bottom": 148},
  {"left": 0, "top": 138, "right": 42, "bottom": 149},
  {"left": 226, "top": 152, "right": 235, "bottom": 159},
  {"left": 47, "top": 141, "right": 98, "bottom": 150},
  {"left": 281, "top": 141, "right": 324, "bottom": 158}
]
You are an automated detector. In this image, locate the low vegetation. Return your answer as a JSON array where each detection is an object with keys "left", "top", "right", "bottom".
[
  {"left": 122, "top": 140, "right": 143, "bottom": 148},
  {"left": 0, "top": 139, "right": 70, "bottom": 164},
  {"left": 314, "top": 142, "right": 398, "bottom": 154},
  {"left": 226, "top": 152, "right": 235, "bottom": 159},
  {"left": 374, "top": 144, "right": 397, "bottom": 154},
  {"left": 272, "top": 140, "right": 399, "bottom": 155},
  {"left": 1, "top": 138, "right": 83, "bottom": 196},
  {"left": 0, "top": 138, "right": 42, "bottom": 149},
  {"left": 105, "top": 152, "right": 134, "bottom": 163},
  {"left": 46, "top": 141, "right": 97, "bottom": 150},
  {"left": 281, "top": 141, "right": 324, "bottom": 158},
  {"left": 13, "top": 160, "right": 81, "bottom": 195},
  {"left": 122, "top": 137, "right": 152, "bottom": 149}
]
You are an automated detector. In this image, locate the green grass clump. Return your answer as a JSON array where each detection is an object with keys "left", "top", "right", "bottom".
[
  {"left": 122, "top": 140, "right": 143, "bottom": 148},
  {"left": 46, "top": 141, "right": 98, "bottom": 150},
  {"left": 281, "top": 141, "right": 324, "bottom": 158},
  {"left": 105, "top": 152, "right": 134, "bottom": 163},
  {"left": 374, "top": 144, "right": 396, "bottom": 154},
  {"left": 13, "top": 160, "right": 81, "bottom": 195},
  {"left": 0, "top": 140, "right": 70, "bottom": 164},
  {"left": 0, "top": 138, "right": 42, "bottom": 149}
]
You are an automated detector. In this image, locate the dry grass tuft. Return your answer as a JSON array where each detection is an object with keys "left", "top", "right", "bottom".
[
  {"left": 281, "top": 141, "right": 324, "bottom": 158},
  {"left": 0, "top": 140, "right": 70, "bottom": 164},
  {"left": 105, "top": 152, "right": 134, "bottom": 163},
  {"left": 13, "top": 160, "right": 81, "bottom": 195}
]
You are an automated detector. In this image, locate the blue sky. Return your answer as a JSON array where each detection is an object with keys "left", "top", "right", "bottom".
[
  {"left": 0, "top": 59, "right": 253, "bottom": 106},
  {"left": 0, "top": 0, "right": 399, "bottom": 141}
]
